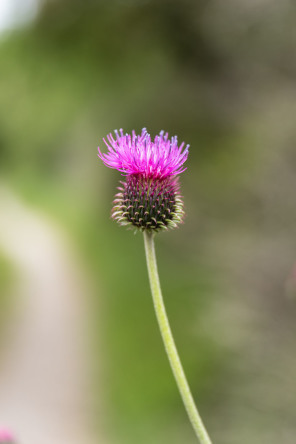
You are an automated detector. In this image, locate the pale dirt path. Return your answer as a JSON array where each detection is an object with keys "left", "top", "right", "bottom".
[{"left": 0, "top": 186, "right": 104, "bottom": 444}]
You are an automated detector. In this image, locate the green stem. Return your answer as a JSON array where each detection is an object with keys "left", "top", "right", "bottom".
[{"left": 143, "top": 231, "right": 212, "bottom": 444}]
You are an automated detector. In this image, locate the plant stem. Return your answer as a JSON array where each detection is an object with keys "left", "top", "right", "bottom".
[{"left": 143, "top": 231, "right": 212, "bottom": 444}]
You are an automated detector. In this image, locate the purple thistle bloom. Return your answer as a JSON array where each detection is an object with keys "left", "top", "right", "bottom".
[
  {"left": 98, "top": 128, "right": 189, "bottom": 232},
  {"left": 98, "top": 128, "right": 189, "bottom": 179}
]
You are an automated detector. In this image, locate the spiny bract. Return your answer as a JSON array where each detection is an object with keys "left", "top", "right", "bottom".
[{"left": 112, "top": 175, "right": 184, "bottom": 232}]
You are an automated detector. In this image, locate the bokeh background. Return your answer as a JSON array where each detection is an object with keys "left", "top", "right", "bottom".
[{"left": 0, "top": 0, "right": 296, "bottom": 443}]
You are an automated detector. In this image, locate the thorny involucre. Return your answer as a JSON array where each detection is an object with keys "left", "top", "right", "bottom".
[{"left": 98, "top": 128, "right": 189, "bottom": 232}]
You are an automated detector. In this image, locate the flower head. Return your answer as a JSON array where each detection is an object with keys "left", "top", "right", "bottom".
[
  {"left": 98, "top": 128, "right": 189, "bottom": 179},
  {"left": 98, "top": 128, "right": 189, "bottom": 232}
]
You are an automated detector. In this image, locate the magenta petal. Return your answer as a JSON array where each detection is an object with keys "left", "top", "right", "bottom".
[{"left": 98, "top": 128, "right": 189, "bottom": 179}]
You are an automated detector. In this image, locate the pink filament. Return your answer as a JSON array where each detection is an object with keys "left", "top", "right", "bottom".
[{"left": 98, "top": 128, "right": 189, "bottom": 179}]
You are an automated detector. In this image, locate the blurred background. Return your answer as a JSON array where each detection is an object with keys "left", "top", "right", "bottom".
[{"left": 0, "top": 0, "right": 296, "bottom": 443}]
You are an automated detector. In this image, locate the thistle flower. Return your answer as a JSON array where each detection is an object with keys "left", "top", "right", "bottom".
[
  {"left": 98, "top": 128, "right": 189, "bottom": 232},
  {"left": 97, "top": 129, "right": 212, "bottom": 443}
]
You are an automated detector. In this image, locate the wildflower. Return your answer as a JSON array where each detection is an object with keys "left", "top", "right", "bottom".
[
  {"left": 97, "top": 129, "right": 212, "bottom": 443},
  {"left": 98, "top": 128, "right": 189, "bottom": 232}
]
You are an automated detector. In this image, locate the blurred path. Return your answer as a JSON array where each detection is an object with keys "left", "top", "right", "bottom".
[{"left": 0, "top": 186, "right": 102, "bottom": 444}]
